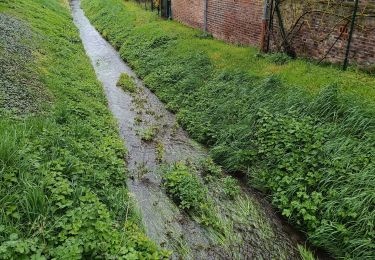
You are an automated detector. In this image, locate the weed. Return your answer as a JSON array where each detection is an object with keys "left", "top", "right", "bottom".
[
  {"left": 155, "top": 140, "right": 164, "bottom": 163},
  {"left": 171, "top": 121, "right": 179, "bottom": 135},
  {"left": 163, "top": 162, "right": 206, "bottom": 210},
  {"left": 154, "top": 113, "right": 163, "bottom": 120},
  {"left": 163, "top": 162, "right": 220, "bottom": 229},
  {"left": 145, "top": 108, "right": 156, "bottom": 116},
  {"left": 223, "top": 176, "right": 240, "bottom": 199},
  {"left": 266, "top": 52, "right": 292, "bottom": 65},
  {"left": 199, "top": 157, "right": 222, "bottom": 182},
  {"left": 116, "top": 73, "right": 137, "bottom": 93},
  {"left": 298, "top": 245, "right": 315, "bottom": 260},
  {"left": 137, "top": 126, "right": 158, "bottom": 142},
  {"left": 164, "top": 228, "right": 191, "bottom": 258},
  {"left": 136, "top": 162, "right": 149, "bottom": 179},
  {"left": 133, "top": 95, "right": 147, "bottom": 110},
  {"left": 134, "top": 115, "right": 142, "bottom": 125}
]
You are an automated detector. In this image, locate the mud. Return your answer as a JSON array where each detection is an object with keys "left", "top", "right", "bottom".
[{"left": 71, "top": 0, "right": 303, "bottom": 258}]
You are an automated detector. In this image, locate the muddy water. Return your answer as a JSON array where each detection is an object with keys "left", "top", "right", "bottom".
[{"left": 70, "top": 0, "right": 303, "bottom": 259}]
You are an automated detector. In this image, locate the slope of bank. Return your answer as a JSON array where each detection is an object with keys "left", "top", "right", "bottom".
[
  {"left": 0, "top": 0, "right": 167, "bottom": 258},
  {"left": 81, "top": 0, "right": 375, "bottom": 259}
]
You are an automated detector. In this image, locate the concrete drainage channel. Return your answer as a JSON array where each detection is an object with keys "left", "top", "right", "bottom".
[{"left": 71, "top": 0, "right": 303, "bottom": 258}]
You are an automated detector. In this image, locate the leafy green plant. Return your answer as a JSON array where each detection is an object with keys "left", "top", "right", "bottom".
[
  {"left": 117, "top": 73, "right": 137, "bottom": 93},
  {"left": 137, "top": 126, "right": 158, "bottom": 142},
  {"left": 163, "top": 163, "right": 220, "bottom": 229},
  {"left": 223, "top": 176, "right": 240, "bottom": 199},
  {"left": 199, "top": 157, "right": 222, "bottom": 182},
  {"left": 163, "top": 162, "right": 206, "bottom": 210}
]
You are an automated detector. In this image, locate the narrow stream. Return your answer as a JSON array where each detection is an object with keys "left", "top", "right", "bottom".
[
  {"left": 70, "top": 1, "right": 218, "bottom": 258},
  {"left": 70, "top": 0, "right": 303, "bottom": 259}
]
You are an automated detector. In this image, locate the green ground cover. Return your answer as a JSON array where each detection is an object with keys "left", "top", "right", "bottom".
[
  {"left": 82, "top": 0, "right": 375, "bottom": 258},
  {"left": 0, "top": 0, "right": 167, "bottom": 258}
]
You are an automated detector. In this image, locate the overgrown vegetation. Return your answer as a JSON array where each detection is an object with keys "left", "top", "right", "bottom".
[
  {"left": 222, "top": 176, "right": 240, "bottom": 199},
  {"left": 82, "top": 0, "right": 375, "bottom": 258},
  {"left": 163, "top": 162, "right": 221, "bottom": 230},
  {"left": 198, "top": 157, "right": 224, "bottom": 184},
  {"left": 162, "top": 160, "right": 301, "bottom": 258},
  {"left": 0, "top": 0, "right": 167, "bottom": 258},
  {"left": 137, "top": 126, "right": 158, "bottom": 142}
]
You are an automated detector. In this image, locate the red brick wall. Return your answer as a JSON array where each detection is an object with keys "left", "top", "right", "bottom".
[
  {"left": 275, "top": 0, "right": 375, "bottom": 67},
  {"left": 206, "top": 0, "right": 263, "bottom": 46},
  {"left": 170, "top": 0, "right": 375, "bottom": 67},
  {"left": 171, "top": 0, "right": 264, "bottom": 46},
  {"left": 171, "top": 0, "right": 204, "bottom": 29}
]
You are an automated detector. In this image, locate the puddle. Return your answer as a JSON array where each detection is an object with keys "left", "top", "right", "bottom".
[{"left": 70, "top": 0, "right": 304, "bottom": 258}]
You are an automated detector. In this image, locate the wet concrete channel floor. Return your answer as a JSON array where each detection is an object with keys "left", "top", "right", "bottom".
[{"left": 71, "top": 0, "right": 303, "bottom": 259}]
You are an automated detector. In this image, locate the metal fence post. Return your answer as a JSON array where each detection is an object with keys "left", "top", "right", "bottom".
[
  {"left": 343, "top": 0, "right": 359, "bottom": 71},
  {"left": 261, "top": 0, "right": 270, "bottom": 52}
]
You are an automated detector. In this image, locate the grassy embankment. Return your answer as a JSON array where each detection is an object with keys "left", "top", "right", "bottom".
[
  {"left": 82, "top": 0, "right": 375, "bottom": 258},
  {"left": 0, "top": 0, "right": 167, "bottom": 258}
]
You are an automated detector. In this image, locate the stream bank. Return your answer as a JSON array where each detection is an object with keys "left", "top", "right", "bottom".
[{"left": 71, "top": 0, "right": 305, "bottom": 258}]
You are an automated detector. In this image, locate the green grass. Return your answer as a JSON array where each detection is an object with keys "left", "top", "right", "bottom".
[
  {"left": 0, "top": 0, "right": 167, "bottom": 258},
  {"left": 82, "top": 0, "right": 375, "bottom": 258},
  {"left": 298, "top": 245, "right": 316, "bottom": 260}
]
